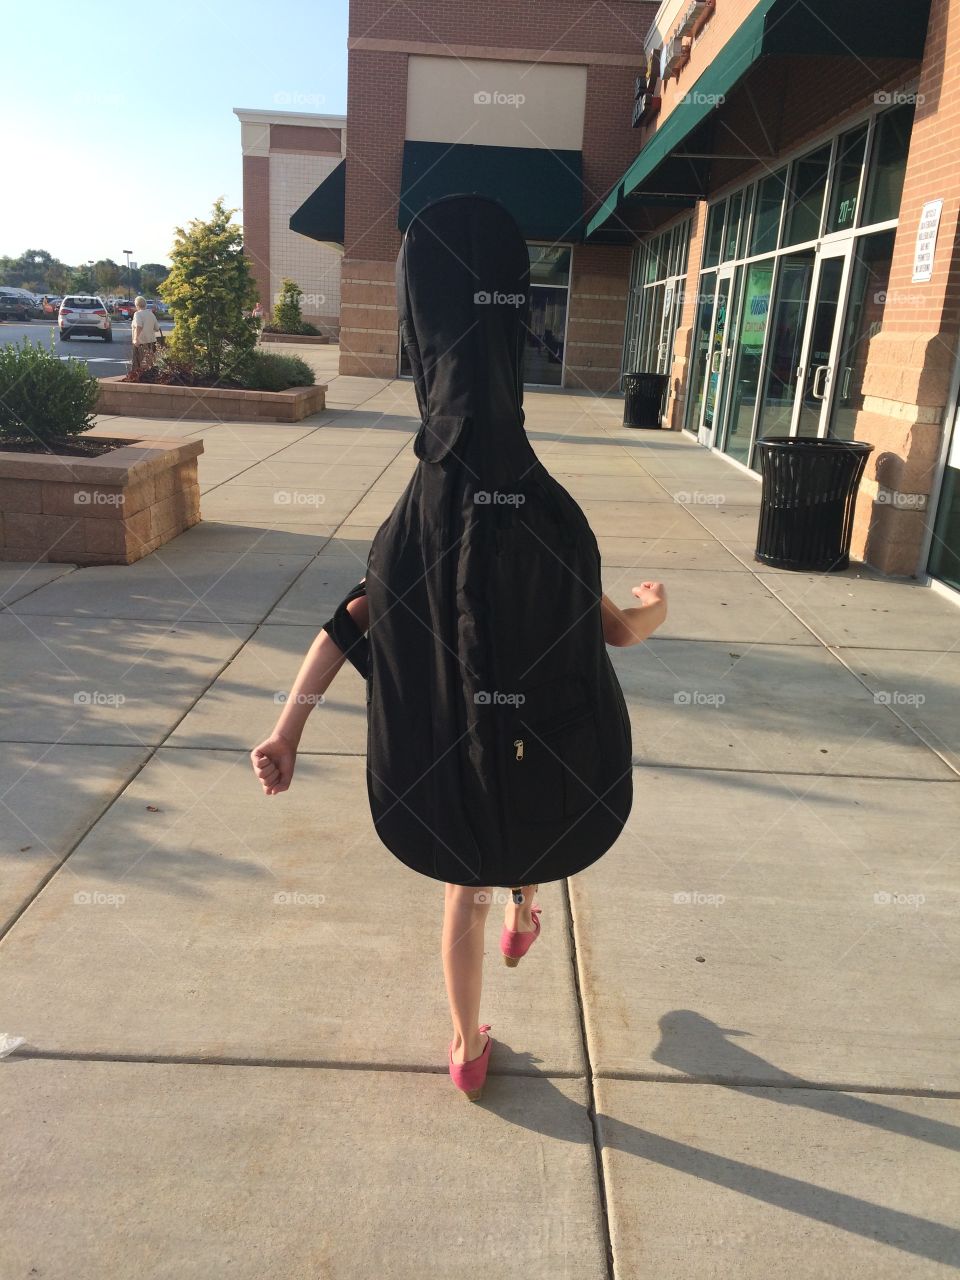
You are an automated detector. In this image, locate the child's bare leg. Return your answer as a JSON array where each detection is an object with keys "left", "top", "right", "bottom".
[
  {"left": 443, "top": 884, "right": 491, "bottom": 1064},
  {"left": 504, "top": 883, "right": 539, "bottom": 932}
]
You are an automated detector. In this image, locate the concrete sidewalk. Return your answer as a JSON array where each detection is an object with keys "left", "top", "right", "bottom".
[{"left": 1, "top": 346, "right": 958, "bottom": 1279}]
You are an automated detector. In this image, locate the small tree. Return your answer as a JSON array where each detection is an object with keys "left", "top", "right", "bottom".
[
  {"left": 273, "top": 278, "right": 305, "bottom": 333},
  {"left": 160, "top": 199, "right": 258, "bottom": 380}
]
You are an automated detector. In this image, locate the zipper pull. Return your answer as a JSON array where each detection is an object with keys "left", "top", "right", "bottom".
[{"left": 514, "top": 738, "right": 524, "bottom": 761}]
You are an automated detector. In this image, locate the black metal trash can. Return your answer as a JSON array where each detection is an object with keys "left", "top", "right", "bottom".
[
  {"left": 623, "top": 371, "right": 669, "bottom": 429},
  {"left": 754, "top": 437, "right": 874, "bottom": 572}
]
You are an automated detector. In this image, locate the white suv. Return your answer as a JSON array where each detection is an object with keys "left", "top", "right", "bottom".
[{"left": 58, "top": 295, "right": 113, "bottom": 342}]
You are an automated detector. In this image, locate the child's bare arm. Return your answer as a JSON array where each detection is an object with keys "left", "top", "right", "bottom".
[
  {"left": 251, "top": 591, "right": 369, "bottom": 795},
  {"left": 601, "top": 582, "right": 667, "bottom": 646}
]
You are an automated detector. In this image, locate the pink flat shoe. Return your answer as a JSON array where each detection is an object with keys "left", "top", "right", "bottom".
[
  {"left": 449, "top": 1024, "right": 492, "bottom": 1101},
  {"left": 500, "top": 904, "right": 542, "bottom": 967}
]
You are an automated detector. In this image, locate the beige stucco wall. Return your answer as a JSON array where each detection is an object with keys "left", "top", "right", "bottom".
[{"left": 405, "top": 55, "right": 587, "bottom": 149}]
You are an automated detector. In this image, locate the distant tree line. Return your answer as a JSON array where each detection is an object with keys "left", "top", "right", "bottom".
[{"left": 0, "top": 249, "right": 170, "bottom": 297}]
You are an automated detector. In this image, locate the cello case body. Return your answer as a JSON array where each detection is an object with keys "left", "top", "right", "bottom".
[{"left": 354, "top": 194, "right": 632, "bottom": 887}]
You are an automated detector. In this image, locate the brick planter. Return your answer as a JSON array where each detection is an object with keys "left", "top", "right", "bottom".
[
  {"left": 96, "top": 378, "right": 326, "bottom": 423},
  {"left": 259, "top": 331, "right": 329, "bottom": 345},
  {"left": 0, "top": 435, "right": 203, "bottom": 566}
]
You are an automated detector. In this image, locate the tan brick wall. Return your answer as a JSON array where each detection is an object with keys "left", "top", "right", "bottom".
[
  {"left": 565, "top": 245, "right": 632, "bottom": 393},
  {"left": 339, "top": 259, "right": 398, "bottom": 378}
]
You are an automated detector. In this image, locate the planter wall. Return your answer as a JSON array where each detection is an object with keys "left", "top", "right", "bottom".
[
  {"left": 97, "top": 377, "right": 326, "bottom": 423},
  {"left": 0, "top": 436, "right": 203, "bottom": 566},
  {"left": 260, "top": 332, "right": 329, "bottom": 345}
]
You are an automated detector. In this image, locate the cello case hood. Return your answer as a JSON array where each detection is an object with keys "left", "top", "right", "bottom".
[{"left": 364, "top": 194, "right": 633, "bottom": 887}]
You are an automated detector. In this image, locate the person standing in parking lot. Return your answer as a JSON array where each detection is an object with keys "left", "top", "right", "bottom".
[{"left": 131, "top": 295, "right": 162, "bottom": 372}]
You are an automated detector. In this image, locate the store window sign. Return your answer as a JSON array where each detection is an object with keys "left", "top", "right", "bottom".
[
  {"left": 912, "top": 198, "right": 943, "bottom": 283},
  {"left": 742, "top": 269, "right": 772, "bottom": 348}
]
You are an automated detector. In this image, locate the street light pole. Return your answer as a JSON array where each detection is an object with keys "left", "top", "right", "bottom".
[{"left": 123, "top": 249, "right": 132, "bottom": 301}]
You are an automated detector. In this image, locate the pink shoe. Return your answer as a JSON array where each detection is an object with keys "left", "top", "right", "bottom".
[
  {"left": 449, "top": 1024, "right": 492, "bottom": 1101},
  {"left": 500, "top": 904, "right": 542, "bottom": 967}
]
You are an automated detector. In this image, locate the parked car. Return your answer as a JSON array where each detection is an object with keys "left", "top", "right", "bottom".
[
  {"left": 146, "top": 299, "right": 169, "bottom": 317},
  {"left": 58, "top": 295, "right": 113, "bottom": 341},
  {"left": 114, "top": 299, "right": 136, "bottom": 320},
  {"left": 0, "top": 293, "right": 39, "bottom": 321}
]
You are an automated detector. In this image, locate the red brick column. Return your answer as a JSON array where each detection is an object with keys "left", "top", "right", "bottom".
[
  {"left": 667, "top": 202, "right": 708, "bottom": 430},
  {"left": 242, "top": 155, "right": 271, "bottom": 315}
]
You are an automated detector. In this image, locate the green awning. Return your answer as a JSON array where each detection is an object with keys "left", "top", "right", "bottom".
[
  {"left": 399, "top": 142, "right": 584, "bottom": 240},
  {"left": 586, "top": 0, "right": 932, "bottom": 241},
  {"left": 290, "top": 159, "right": 345, "bottom": 246}
]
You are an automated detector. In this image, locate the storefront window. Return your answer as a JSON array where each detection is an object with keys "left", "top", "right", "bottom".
[
  {"left": 864, "top": 102, "right": 915, "bottom": 225},
  {"left": 623, "top": 219, "right": 692, "bottom": 382},
  {"left": 750, "top": 169, "right": 787, "bottom": 255},
  {"left": 722, "top": 259, "right": 775, "bottom": 463},
  {"left": 785, "top": 144, "right": 831, "bottom": 245},
  {"left": 827, "top": 124, "right": 868, "bottom": 232},
  {"left": 529, "top": 245, "right": 571, "bottom": 287},
  {"left": 723, "top": 189, "right": 744, "bottom": 261},
  {"left": 684, "top": 271, "right": 716, "bottom": 432},
  {"left": 703, "top": 201, "right": 725, "bottom": 269},
  {"left": 754, "top": 251, "right": 815, "bottom": 446}
]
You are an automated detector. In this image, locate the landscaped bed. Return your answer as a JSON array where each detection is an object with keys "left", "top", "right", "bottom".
[
  {"left": 98, "top": 203, "right": 326, "bottom": 423},
  {"left": 0, "top": 340, "right": 202, "bottom": 565}
]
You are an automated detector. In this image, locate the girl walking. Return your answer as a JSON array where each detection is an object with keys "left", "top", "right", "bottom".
[{"left": 251, "top": 195, "right": 667, "bottom": 1100}]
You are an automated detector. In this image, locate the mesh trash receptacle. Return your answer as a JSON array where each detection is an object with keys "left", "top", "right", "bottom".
[
  {"left": 754, "top": 437, "right": 874, "bottom": 572},
  {"left": 623, "top": 371, "right": 669, "bottom": 429}
]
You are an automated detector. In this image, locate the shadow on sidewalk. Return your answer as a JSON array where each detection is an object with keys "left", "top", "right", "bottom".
[{"left": 481, "top": 1009, "right": 960, "bottom": 1268}]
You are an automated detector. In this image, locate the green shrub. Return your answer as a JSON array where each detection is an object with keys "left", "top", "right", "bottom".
[
  {"left": 239, "top": 351, "right": 315, "bottom": 392},
  {"left": 0, "top": 339, "right": 99, "bottom": 445},
  {"left": 159, "top": 198, "right": 258, "bottom": 381},
  {"left": 273, "top": 278, "right": 303, "bottom": 332}
]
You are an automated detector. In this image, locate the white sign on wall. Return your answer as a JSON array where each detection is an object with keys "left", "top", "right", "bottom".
[{"left": 912, "top": 199, "right": 943, "bottom": 283}]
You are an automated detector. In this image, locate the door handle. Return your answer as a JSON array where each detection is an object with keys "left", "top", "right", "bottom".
[
  {"left": 811, "top": 365, "right": 829, "bottom": 400},
  {"left": 841, "top": 366, "right": 853, "bottom": 399},
  {"left": 711, "top": 350, "right": 722, "bottom": 374}
]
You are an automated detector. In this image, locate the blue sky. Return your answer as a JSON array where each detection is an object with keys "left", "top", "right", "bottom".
[{"left": 3, "top": 0, "right": 349, "bottom": 267}]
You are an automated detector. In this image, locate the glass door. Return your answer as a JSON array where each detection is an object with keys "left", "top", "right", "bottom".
[
  {"left": 929, "top": 418, "right": 960, "bottom": 591},
  {"left": 792, "top": 243, "right": 851, "bottom": 438},
  {"left": 827, "top": 229, "right": 895, "bottom": 440},
  {"left": 698, "top": 267, "right": 736, "bottom": 447}
]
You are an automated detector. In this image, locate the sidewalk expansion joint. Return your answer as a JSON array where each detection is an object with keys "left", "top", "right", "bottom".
[
  {"left": 5, "top": 1048, "right": 586, "bottom": 1079},
  {"left": 562, "top": 876, "right": 616, "bottom": 1280}
]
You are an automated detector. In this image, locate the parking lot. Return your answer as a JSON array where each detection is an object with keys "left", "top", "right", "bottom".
[{"left": 0, "top": 315, "right": 172, "bottom": 377}]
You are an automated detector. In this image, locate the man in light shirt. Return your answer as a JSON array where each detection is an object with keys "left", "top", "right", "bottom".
[{"left": 131, "top": 295, "right": 162, "bottom": 371}]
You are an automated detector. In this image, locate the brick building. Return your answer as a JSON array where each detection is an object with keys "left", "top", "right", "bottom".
[
  {"left": 266, "top": 0, "right": 960, "bottom": 588},
  {"left": 234, "top": 108, "right": 346, "bottom": 337}
]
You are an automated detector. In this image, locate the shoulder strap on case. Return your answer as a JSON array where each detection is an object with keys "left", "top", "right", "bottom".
[{"left": 321, "top": 580, "right": 371, "bottom": 679}]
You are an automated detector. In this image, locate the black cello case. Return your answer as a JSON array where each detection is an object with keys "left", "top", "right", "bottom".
[{"left": 324, "top": 194, "right": 632, "bottom": 888}]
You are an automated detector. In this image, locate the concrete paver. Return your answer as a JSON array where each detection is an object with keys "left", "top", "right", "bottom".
[
  {"left": 596, "top": 1079, "right": 960, "bottom": 1279},
  {"left": 0, "top": 614, "right": 254, "bottom": 745},
  {"left": 571, "top": 768, "right": 960, "bottom": 1088},
  {"left": 1, "top": 1060, "right": 606, "bottom": 1280},
  {"left": 0, "top": 743, "right": 148, "bottom": 929},
  {"left": 9, "top": 548, "right": 314, "bottom": 624},
  {"left": 610, "top": 638, "right": 953, "bottom": 778},
  {"left": 0, "top": 749, "right": 587, "bottom": 1074}
]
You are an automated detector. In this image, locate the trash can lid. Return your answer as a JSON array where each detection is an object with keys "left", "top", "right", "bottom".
[{"left": 755, "top": 436, "right": 873, "bottom": 455}]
